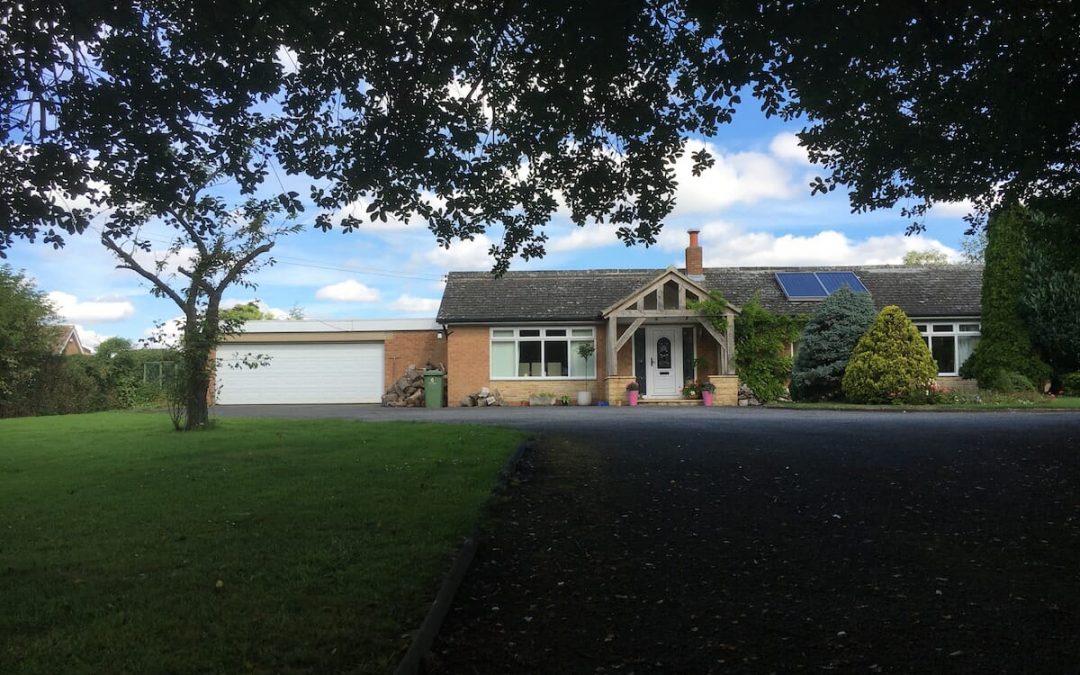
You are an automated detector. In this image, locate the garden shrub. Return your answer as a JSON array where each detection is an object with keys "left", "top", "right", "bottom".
[
  {"left": 790, "top": 287, "right": 877, "bottom": 401},
  {"left": 1062, "top": 372, "right": 1080, "bottom": 396},
  {"left": 842, "top": 306, "right": 938, "bottom": 404},
  {"left": 979, "top": 368, "right": 1035, "bottom": 393},
  {"left": 693, "top": 292, "right": 805, "bottom": 402},
  {"left": 963, "top": 204, "right": 1051, "bottom": 389}
]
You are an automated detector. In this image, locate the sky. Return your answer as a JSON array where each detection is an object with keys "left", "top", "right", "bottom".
[{"left": 7, "top": 104, "right": 976, "bottom": 351}]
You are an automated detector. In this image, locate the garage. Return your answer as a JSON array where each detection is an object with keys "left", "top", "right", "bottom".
[{"left": 215, "top": 342, "right": 384, "bottom": 405}]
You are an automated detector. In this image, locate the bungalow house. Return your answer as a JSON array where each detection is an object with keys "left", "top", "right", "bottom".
[
  {"left": 436, "top": 231, "right": 983, "bottom": 405},
  {"left": 217, "top": 231, "right": 981, "bottom": 406}
]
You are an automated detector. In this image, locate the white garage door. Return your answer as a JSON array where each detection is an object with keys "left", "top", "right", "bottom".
[{"left": 216, "top": 342, "right": 384, "bottom": 404}]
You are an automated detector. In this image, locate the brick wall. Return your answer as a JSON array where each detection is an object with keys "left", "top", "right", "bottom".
[
  {"left": 383, "top": 330, "right": 447, "bottom": 390},
  {"left": 447, "top": 324, "right": 611, "bottom": 406}
]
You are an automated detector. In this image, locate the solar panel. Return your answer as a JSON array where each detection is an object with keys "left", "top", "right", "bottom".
[
  {"left": 815, "top": 271, "right": 869, "bottom": 295},
  {"left": 775, "top": 272, "right": 827, "bottom": 299}
]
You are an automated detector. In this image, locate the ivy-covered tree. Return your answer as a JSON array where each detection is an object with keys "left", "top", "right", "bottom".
[
  {"left": 842, "top": 306, "right": 938, "bottom": 404},
  {"left": 0, "top": 265, "right": 58, "bottom": 414},
  {"left": 790, "top": 287, "right": 877, "bottom": 402},
  {"left": 960, "top": 204, "right": 1050, "bottom": 390},
  {"left": 1020, "top": 211, "right": 1080, "bottom": 379}
]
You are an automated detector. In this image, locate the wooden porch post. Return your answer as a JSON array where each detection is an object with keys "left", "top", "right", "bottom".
[
  {"left": 606, "top": 316, "right": 618, "bottom": 376},
  {"left": 725, "top": 313, "right": 736, "bottom": 374}
]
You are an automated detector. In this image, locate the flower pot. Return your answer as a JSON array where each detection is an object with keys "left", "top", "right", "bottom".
[
  {"left": 577, "top": 391, "right": 592, "bottom": 406},
  {"left": 702, "top": 390, "right": 714, "bottom": 407},
  {"left": 627, "top": 390, "right": 639, "bottom": 406}
]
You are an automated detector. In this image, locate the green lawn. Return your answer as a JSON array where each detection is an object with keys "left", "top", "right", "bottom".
[{"left": 0, "top": 412, "right": 521, "bottom": 675}]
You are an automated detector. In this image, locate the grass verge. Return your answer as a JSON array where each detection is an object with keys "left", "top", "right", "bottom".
[{"left": 0, "top": 412, "right": 521, "bottom": 674}]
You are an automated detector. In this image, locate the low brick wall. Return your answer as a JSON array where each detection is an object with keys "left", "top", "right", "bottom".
[
  {"left": 605, "top": 376, "right": 638, "bottom": 405},
  {"left": 708, "top": 375, "right": 739, "bottom": 406},
  {"left": 937, "top": 376, "right": 979, "bottom": 393},
  {"left": 492, "top": 379, "right": 602, "bottom": 404}
]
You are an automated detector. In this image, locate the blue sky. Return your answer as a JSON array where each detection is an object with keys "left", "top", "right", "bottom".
[{"left": 7, "top": 104, "right": 974, "bottom": 350}]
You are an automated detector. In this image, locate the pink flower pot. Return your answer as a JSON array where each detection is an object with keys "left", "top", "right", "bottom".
[
  {"left": 702, "top": 391, "right": 714, "bottom": 407},
  {"left": 627, "top": 390, "right": 639, "bottom": 406}
]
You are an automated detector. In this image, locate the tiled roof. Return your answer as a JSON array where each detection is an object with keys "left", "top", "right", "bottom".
[{"left": 437, "top": 265, "right": 983, "bottom": 323}]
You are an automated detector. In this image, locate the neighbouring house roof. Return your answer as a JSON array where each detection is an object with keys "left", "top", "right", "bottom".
[
  {"left": 49, "top": 324, "right": 91, "bottom": 355},
  {"left": 437, "top": 265, "right": 984, "bottom": 323}
]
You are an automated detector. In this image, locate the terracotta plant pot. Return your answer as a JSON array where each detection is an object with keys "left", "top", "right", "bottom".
[{"left": 627, "top": 390, "right": 639, "bottom": 406}]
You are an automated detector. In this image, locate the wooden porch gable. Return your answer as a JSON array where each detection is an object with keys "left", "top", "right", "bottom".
[{"left": 601, "top": 267, "right": 738, "bottom": 376}]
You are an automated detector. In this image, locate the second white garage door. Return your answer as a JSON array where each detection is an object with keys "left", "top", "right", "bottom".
[{"left": 216, "top": 342, "right": 384, "bottom": 404}]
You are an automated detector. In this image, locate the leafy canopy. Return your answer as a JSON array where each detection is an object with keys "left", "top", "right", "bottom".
[
  {"left": 902, "top": 250, "right": 950, "bottom": 266},
  {"left": 4, "top": 2, "right": 1078, "bottom": 265},
  {"left": 790, "top": 287, "right": 877, "bottom": 402}
]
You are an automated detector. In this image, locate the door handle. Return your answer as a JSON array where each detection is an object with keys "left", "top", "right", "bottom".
[{"left": 650, "top": 357, "right": 655, "bottom": 366}]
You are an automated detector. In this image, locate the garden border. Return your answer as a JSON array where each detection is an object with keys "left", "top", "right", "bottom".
[{"left": 393, "top": 438, "right": 532, "bottom": 675}]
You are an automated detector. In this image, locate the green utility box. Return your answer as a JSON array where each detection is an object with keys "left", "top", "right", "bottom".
[{"left": 423, "top": 370, "right": 445, "bottom": 408}]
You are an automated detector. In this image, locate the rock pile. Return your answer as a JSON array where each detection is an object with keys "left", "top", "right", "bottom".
[
  {"left": 382, "top": 364, "right": 442, "bottom": 407},
  {"left": 737, "top": 384, "right": 763, "bottom": 407},
  {"left": 461, "top": 387, "right": 504, "bottom": 407}
]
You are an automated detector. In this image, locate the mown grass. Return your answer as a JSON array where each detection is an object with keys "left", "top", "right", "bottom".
[{"left": 0, "top": 412, "right": 521, "bottom": 674}]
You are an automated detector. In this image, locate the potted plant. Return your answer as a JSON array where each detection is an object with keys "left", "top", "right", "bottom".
[
  {"left": 681, "top": 381, "right": 701, "bottom": 399},
  {"left": 576, "top": 342, "right": 596, "bottom": 406},
  {"left": 528, "top": 392, "right": 556, "bottom": 406},
  {"left": 626, "top": 380, "right": 640, "bottom": 406},
  {"left": 699, "top": 381, "right": 716, "bottom": 406},
  {"left": 558, "top": 394, "right": 571, "bottom": 406}
]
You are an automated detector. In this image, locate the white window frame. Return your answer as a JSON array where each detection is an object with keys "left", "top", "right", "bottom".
[
  {"left": 490, "top": 326, "right": 597, "bottom": 379},
  {"left": 912, "top": 320, "right": 981, "bottom": 376}
]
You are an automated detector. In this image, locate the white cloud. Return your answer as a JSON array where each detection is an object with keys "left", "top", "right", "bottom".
[
  {"left": 47, "top": 291, "right": 136, "bottom": 322},
  {"left": 691, "top": 220, "right": 959, "bottom": 267},
  {"left": 315, "top": 279, "right": 381, "bottom": 302},
  {"left": 389, "top": 294, "right": 441, "bottom": 313},
  {"left": 933, "top": 199, "right": 976, "bottom": 217},
  {"left": 142, "top": 316, "right": 184, "bottom": 348},
  {"left": 128, "top": 246, "right": 199, "bottom": 279},
  {"left": 548, "top": 223, "right": 621, "bottom": 252},
  {"left": 275, "top": 46, "right": 299, "bottom": 74},
  {"left": 73, "top": 324, "right": 108, "bottom": 352},
  {"left": 672, "top": 140, "right": 796, "bottom": 217},
  {"left": 424, "top": 235, "right": 497, "bottom": 270},
  {"left": 769, "top": 132, "right": 812, "bottom": 165}
]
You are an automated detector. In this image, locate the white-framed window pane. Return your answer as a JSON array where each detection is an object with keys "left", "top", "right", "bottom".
[
  {"left": 545, "top": 328, "right": 567, "bottom": 337},
  {"left": 915, "top": 324, "right": 928, "bottom": 333},
  {"left": 570, "top": 340, "right": 596, "bottom": 377},
  {"left": 492, "top": 328, "right": 514, "bottom": 338},
  {"left": 571, "top": 328, "right": 593, "bottom": 337},
  {"left": 545, "top": 341, "right": 568, "bottom": 376},
  {"left": 931, "top": 336, "right": 956, "bottom": 374},
  {"left": 491, "top": 341, "right": 516, "bottom": 377},
  {"left": 518, "top": 340, "right": 542, "bottom": 376},
  {"left": 520, "top": 329, "right": 541, "bottom": 337},
  {"left": 959, "top": 324, "right": 980, "bottom": 333},
  {"left": 957, "top": 335, "right": 980, "bottom": 370},
  {"left": 932, "top": 324, "right": 954, "bottom": 333}
]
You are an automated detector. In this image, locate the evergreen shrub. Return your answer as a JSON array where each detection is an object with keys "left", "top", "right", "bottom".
[
  {"left": 842, "top": 306, "right": 938, "bottom": 404},
  {"left": 790, "top": 287, "right": 877, "bottom": 401}
]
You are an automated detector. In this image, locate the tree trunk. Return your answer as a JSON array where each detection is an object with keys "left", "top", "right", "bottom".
[{"left": 181, "top": 313, "right": 214, "bottom": 430}]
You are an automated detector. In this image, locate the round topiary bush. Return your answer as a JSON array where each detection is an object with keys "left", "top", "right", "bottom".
[
  {"left": 842, "top": 306, "right": 938, "bottom": 404},
  {"left": 790, "top": 287, "right": 877, "bottom": 401}
]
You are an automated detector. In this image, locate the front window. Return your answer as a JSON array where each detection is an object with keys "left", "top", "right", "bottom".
[
  {"left": 490, "top": 327, "right": 597, "bottom": 379},
  {"left": 915, "top": 321, "right": 981, "bottom": 376}
]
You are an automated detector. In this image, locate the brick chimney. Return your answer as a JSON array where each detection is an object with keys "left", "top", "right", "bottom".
[{"left": 685, "top": 229, "right": 704, "bottom": 280}]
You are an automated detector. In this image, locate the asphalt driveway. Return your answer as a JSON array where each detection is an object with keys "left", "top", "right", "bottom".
[{"left": 214, "top": 404, "right": 1080, "bottom": 672}]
